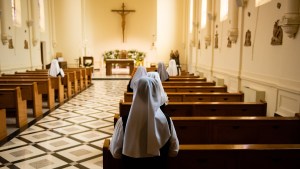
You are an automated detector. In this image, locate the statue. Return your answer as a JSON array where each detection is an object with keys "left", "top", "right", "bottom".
[
  {"left": 271, "top": 20, "right": 283, "bottom": 45},
  {"left": 170, "top": 50, "right": 175, "bottom": 60},
  {"left": 8, "top": 39, "right": 14, "bottom": 49},
  {"left": 214, "top": 32, "right": 218, "bottom": 49},
  {"left": 24, "top": 40, "right": 29, "bottom": 49},
  {"left": 244, "top": 30, "right": 251, "bottom": 46},
  {"left": 227, "top": 37, "right": 232, "bottom": 48}
]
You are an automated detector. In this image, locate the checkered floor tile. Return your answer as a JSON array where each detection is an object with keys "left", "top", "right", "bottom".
[{"left": 0, "top": 80, "right": 129, "bottom": 169}]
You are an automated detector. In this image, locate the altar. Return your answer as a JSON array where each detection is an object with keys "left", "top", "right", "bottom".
[{"left": 105, "top": 59, "right": 134, "bottom": 75}]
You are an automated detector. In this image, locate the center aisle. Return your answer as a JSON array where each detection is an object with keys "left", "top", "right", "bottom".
[{"left": 0, "top": 80, "right": 128, "bottom": 169}]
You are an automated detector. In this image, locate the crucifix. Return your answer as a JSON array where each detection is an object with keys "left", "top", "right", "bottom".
[{"left": 111, "top": 3, "right": 136, "bottom": 43}]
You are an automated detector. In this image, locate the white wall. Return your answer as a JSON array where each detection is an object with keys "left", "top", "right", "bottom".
[
  {"left": 241, "top": 0, "right": 300, "bottom": 116},
  {"left": 0, "top": 0, "right": 53, "bottom": 73},
  {"left": 157, "top": 0, "right": 185, "bottom": 66},
  {"left": 53, "top": 0, "right": 82, "bottom": 67},
  {"left": 191, "top": 0, "right": 300, "bottom": 116},
  {"left": 53, "top": 0, "right": 157, "bottom": 68},
  {"left": 52, "top": 0, "right": 186, "bottom": 69}
]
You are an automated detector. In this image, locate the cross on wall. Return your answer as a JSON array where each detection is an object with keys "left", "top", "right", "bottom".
[{"left": 111, "top": 3, "right": 136, "bottom": 43}]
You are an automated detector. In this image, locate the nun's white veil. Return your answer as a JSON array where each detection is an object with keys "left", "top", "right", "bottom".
[
  {"left": 129, "top": 66, "right": 147, "bottom": 92},
  {"left": 123, "top": 77, "right": 171, "bottom": 158}
]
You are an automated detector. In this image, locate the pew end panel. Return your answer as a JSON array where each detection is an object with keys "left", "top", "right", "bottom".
[
  {"left": 0, "top": 109, "right": 7, "bottom": 141},
  {"left": 0, "top": 87, "right": 28, "bottom": 128},
  {"left": 103, "top": 139, "right": 122, "bottom": 169},
  {"left": 0, "top": 82, "right": 43, "bottom": 118}
]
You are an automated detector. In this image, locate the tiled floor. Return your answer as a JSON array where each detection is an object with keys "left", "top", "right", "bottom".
[{"left": 0, "top": 68, "right": 130, "bottom": 169}]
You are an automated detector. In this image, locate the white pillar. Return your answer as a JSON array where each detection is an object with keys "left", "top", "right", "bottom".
[
  {"left": 205, "top": 0, "right": 212, "bottom": 46},
  {"left": 228, "top": 0, "right": 238, "bottom": 43},
  {"left": 50, "top": 0, "right": 57, "bottom": 48},
  {"left": 0, "top": 0, "right": 10, "bottom": 45},
  {"left": 30, "top": 0, "right": 40, "bottom": 46}
]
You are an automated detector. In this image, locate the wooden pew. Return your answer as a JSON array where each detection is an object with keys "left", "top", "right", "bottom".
[
  {"left": 0, "top": 87, "right": 27, "bottom": 128},
  {"left": 65, "top": 68, "right": 88, "bottom": 89},
  {"left": 0, "top": 83, "right": 43, "bottom": 118},
  {"left": 35, "top": 67, "right": 91, "bottom": 88},
  {"left": 0, "top": 79, "right": 55, "bottom": 109},
  {"left": 162, "top": 81, "right": 216, "bottom": 86},
  {"left": 168, "top": 77, "right": 207, "bottom": 81},
  {"left": 63, "top": 71, "right": 77, "bottom": 98},
  {"left": 168, "top": 144, "right": 300, "bottom": 169},
  {"left": 169, "top": 75, "right": 200, "bottom": 78},
  {"left": 103, "top": 139, "right": 300, "bottom": 169},
  {"left": 163, "top": 85, "right": 228, "bottom": 92},
  {"left": 27, "top": 69, "right": 79, "bottom": 98},
  {"left": 81, "top": 67, "right": 93, "bottom": 86},
  {"left": 0, "top": 109, "right": 7, "bottom": 141},
  {"left": 114, "top": 114, "right": 300, "bottom": 144},
  {"left": 64, "top": 69, "right": 85, "bottom": 91},
  {"left": 124, "top": 92, "right": 244, "bottom": 102},
  {"left": 0, "top": 75, "right": 64, "bottom": 104},
  {"left": 119, "top": 100, "right": 267, "bottom": 117}
]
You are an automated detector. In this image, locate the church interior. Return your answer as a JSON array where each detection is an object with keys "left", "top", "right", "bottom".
[{"left": 0, "top": 0, "right": 300, "bottom": 168}]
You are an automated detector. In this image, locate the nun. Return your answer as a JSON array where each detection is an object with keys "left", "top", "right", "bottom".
[
  {"left": 48, "top": 58, "right": 65, "bottom": 77},
  {"left": 110, "top": 77, "right": 179, "bottom": 169}
]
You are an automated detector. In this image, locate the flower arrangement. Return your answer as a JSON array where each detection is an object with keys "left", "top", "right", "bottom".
[
  {"left": 102, "top": 50, "right": 120, "bottom": 61},
  {"left": 102, "top": 49, "right": 146, "bottom": 63}
]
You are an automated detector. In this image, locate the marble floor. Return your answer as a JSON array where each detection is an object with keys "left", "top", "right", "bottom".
[{"left": 0, "top": 69, "right": 130, "bottom": 169}]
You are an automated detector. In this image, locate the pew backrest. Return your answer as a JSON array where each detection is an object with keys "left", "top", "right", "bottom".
[
  {"left": 119, "top": 100, "right": 267, "bottom": 117},
  {"left": 103, "top": 138, "right": 300, "bottom": 169},
  {"left": 168, "top": 77, "right": 206, "bottom": 81},
  {"left": 163, "top": 85, "right": 227, "bottom": 92},
  {"left": 124, "top": 92, "right": 244, "bottom": 102},
  {"left": 162, "top": 81, "right": 216, "bottom": 86},
  {"left": 114, "top": 114, "right": 300, "bottom": 144}
]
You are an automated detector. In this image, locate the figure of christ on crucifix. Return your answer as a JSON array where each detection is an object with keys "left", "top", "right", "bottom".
[{"left": 111, "top": 3, "right": 135, "bottom": 43}]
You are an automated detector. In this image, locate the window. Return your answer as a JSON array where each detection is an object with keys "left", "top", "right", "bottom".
[
  {"left": 255, "top": 0, "right": 272, "bottom": 7},
  {"left": 11, "top": 0, "right": 22, "bottom": 27},
  {"left": 220, "top": 0, "right": 228, "bottom": 21},
  {"left": 39, "top": 0, "right": 45, "bottom": 32},
  {"left": 201, "top": 0, "right": 207, "bottom": 28},
  {"left": 189, "top": 0, "right": 194, "bottom": 33}
]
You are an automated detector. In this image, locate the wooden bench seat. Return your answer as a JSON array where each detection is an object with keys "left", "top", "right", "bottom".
[
  {"left": 0, "top": 87, "right": 27, "bottom": 128},
  {"left": 163, "top": 85, "right": 228, "bottom": 92},
  {"left": 1, "top": 75, "right": 64, "bottom": 104},
  {"left": 124, "top": 92, "right": 244, "bottom": 102},
  {"left": 162, "top": 81, "right": 216, "bottom": 86},
  {"left": 0, "top": 79, "right": 55, "bottom": 109},
  {"left": 0, "top": 83, "right": 42, "bottom": 118},
  {"left": 103, "top": 139, "right": 300, "bottom": 169},
  {"left": 119, "top": 100, "right": 267, "bottom": 117}
]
